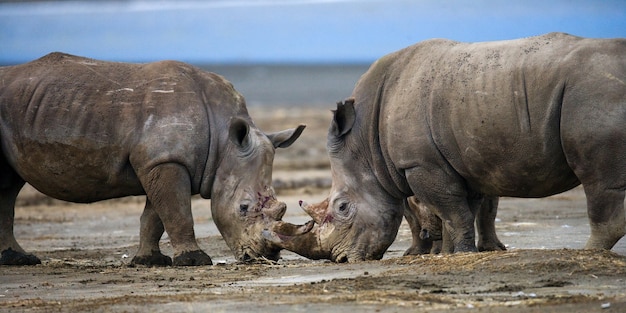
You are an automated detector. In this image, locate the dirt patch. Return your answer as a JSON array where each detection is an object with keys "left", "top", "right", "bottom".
[
  {"left": 2, "top": 249, "right": 625, "bottom": 312},
  {"left": 2, "top": 107, "right": 625, "bottom": 312}
]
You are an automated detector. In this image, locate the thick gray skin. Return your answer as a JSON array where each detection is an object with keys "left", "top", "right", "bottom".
[
  {"left": 404, "top": 196, "right": 505, "bottom": 255},
  {"left": 0, "top": 52, "right": 305, "bottom": 266},
  {"left": 271, "top": 33, "right": 626, "bottom": 262}
]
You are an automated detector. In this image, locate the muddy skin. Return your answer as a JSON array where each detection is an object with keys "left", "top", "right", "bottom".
[{"left": 0, "top": 53, "right": 306, "bottom": 266}]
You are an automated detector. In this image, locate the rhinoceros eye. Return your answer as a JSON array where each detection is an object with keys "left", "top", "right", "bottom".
[
  {"left": 333, "top": 198, "right": 353, "bottom": 219},
  {"left": 239, "top": 204, "right": 249, "bottom": 213},
  {"left": 338, "top": 203, "right": 348, "bottom": 212}
]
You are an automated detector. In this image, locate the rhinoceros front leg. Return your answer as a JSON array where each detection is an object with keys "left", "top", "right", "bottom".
[
  {"left": 0, "top": 174, "right": 41, "bottom": 265},
  {"left": 131, "top": 201, "right": 172, "bottom": 266},
  {"left": 404, "top": 167, "right": 478, "bottom": 253},
  {"left": 138, "top": 163, "right": 212, "bottom": 266}
]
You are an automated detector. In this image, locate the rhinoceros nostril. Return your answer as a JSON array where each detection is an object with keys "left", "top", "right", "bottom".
[
  {"left": 242, "top": 252, "right": 252, "bottom": 262},
  {"left": 240, "top": 204, "right": 249, "bottom": 213}
]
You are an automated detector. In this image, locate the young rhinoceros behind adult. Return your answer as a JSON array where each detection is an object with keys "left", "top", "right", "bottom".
[
  {"left": 266, "top": 32, "right": 626, "bottom": 262},
  {"left": 403, "top": 196, "right": 504, "bottom": 255},
  {"left": 0, "top": 52, "right": 306, "bottom": 266}
]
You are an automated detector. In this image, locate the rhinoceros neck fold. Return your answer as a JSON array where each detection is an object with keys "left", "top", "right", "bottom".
[
  {"left": 361, "top": 73, "right": 411, "bottom": 200},
  {"left": 198, "top": 91, "right": 220, "bottom": 199}
]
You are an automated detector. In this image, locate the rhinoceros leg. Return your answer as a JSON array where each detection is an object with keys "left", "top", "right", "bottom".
[
  {"left": 403, "top": 199, "right": 434, "bottom": 255},
  {"left": 583, "top": 185, "right": 626, "bottom": 250},
  {"left": 440, "top": 195, "right": 505, "bottom": 253},
  {"left": 476, "top": 196, "right": 506, "bottom": 252},
  {"left": 561, "top": 100, "right": 626, "bottom": 250},
  {"left": 131, "top": 201, "right": 172, "bottom": 266},
  {"left": 138, "top": 163, "right": 212, "bottom": 266},
  {"left": 0, "top": 170, "right": 41, "bottom": 265},
  {"left": 404, "top": 195, "right": 505, "bottom": 255},
  {"left": 434, "top": 196, "right": 477, "bottom": 254},
  {"left": 404, "top": 167, "right": 478, "bottom": 253}
]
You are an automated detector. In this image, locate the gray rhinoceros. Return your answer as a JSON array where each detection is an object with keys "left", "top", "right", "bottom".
[
  {"left": 0, "top": 52, "right": 306, "bottom": 266},
  {"left": 266, "top": 33, "right": 626, "bottom": 262}
]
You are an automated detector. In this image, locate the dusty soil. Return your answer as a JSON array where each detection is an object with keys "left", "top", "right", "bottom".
[{"left": 1, "top": 107, "right": 625, "bottom": 312}]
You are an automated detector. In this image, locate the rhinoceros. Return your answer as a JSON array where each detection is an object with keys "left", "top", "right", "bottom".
[
  {"left": 0, "top": 52, "right": 306, "bottom": 266},
  {"left": 266, "top": 32, "right": 626, "bottom": 262},
  {"left": 404, "top": 196, "right": 504, "bottom": 255}
]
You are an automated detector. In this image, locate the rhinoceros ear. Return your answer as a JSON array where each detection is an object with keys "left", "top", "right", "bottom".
[
  {"left": 228, "top": 117, "right": 250, "bottom": 148},
  {"left": 267, "top": 124, "right": 306, "bottom": 149},
  {"left": 330, "top": 98, "right": 356, "bottom": 138}
]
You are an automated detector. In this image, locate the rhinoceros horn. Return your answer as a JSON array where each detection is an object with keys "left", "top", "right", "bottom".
[
  {"left": 262, "top": 224, "right": 330, "bottom": 260},
  {"left": 263, "top": 198, "right": 287, "bottom": 221},
  {"left": 298, "top": 198, "right": 328, "bottom": 225},
  {"left": 261, "top": 199, "right": 332, "bottom": 260}
]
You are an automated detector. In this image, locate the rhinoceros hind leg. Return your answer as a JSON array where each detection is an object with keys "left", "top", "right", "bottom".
[
  {"left": 173, "top": 250, "right": 212, "bottom": 266},
  {"left": 0, "top": 166, "right": 31, "bottom": 265},
  {"left": 562, "top": 98, "right": 626, "bottom": 250},
  {"left": 476, "top": 196, "right": 506, "bottom": 252},
  {"left": 0, "top": 248, "right": 41, "bottom": 266},
  {"left": 584, "top": 187, "right": 625, "bottom": 250},
  {"left": 131, "top": 250, "right": 172, "bottom": 267}
]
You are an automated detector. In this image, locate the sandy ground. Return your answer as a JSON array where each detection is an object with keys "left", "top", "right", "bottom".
[{"left": 1, "top": 107, "right": 625, "bottom": 312}]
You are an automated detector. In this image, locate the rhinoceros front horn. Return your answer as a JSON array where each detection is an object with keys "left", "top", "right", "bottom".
[
  {"left": 272, "top": 220, "right": 315, "bottom": 236},
  {"left": 262, "top": 221, "right": 330, "bottom": 260},
  {"left": 264, "top": 200, "right": 287, "bottom": 221},
  {"left": 260, "top": 198, "right": 332, "bottom": 260},
  {"left": 299, "top": 199, "right": 328, "bottom": 225}
]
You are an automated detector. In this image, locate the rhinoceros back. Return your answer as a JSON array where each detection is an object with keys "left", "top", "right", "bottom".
[
  {"left": 378, "top": 33, "right": 626, "bottom": 197},
  {"left": 0, "top": 53, "right": 220, "bottom": 202}
]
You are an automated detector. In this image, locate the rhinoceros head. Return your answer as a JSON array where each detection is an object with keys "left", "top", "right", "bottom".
[
  {"left": 210, "top": 117, "right": 307, "bottom": 262},
  {"left": 264, "top": 99, "right": 404, "bottom": 262}
]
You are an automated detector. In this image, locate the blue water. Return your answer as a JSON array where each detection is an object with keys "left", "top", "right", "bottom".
[
  {"left": 199, "top": 64, "right": 369, "bottom": 107},
  {"left": 1, "top": 0, "right": 625, "bottom": 65}
]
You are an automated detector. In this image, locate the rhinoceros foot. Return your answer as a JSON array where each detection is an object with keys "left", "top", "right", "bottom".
[
  {"left": 477, "top": 239, "right": 507, "bottom": 252},
  {"left": 0, "top": 248, "right": 42, "bottom": 266},
  {"left": 173, "top": 250, "right": 212, "bottom": 266},
  {"left": 404, "top": 240, "right": 443, "bottom": 256},
  {"left": 403, "top": 242, "right": 433, "bottom": 256},
  {"left": 131, "top": 251, "right": 173, "bottom": 267}
]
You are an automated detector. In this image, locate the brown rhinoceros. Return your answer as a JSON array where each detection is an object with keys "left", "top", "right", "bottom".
[
  {"left": 0, "top": 52, "right": 306, "bottom": 266},
  {"left": 266, "top": 32, "right": 626, "bottom": 262}
]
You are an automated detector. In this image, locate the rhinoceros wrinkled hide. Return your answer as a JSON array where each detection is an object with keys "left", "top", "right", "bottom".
[{"left": 0, "top": 52, "right": 306, "bottom": 266}]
